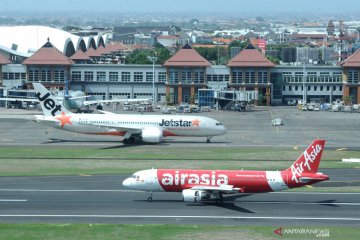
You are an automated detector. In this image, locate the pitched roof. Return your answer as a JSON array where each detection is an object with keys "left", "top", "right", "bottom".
[
  {"left": 340, "top": 48, "right": 360, "bottom": 67},
  {"left": 0, "top": 53, "right": 11, "bottom": 64},
  {"left": 227, "top": 44, "right": 275, "bottom": 67},
  {"left": 105, "top": 42, "right": 127, "bottom": 53},
  {"left": 86, "top": 47, "right": 101, "bottom": 57},
  {"left": 70, "top": 50, "right": 90, "bottom": 60},
  {"left": 22, "top": 41, "right": 73, "bottom": 65},
  {"left": 96, "top": 45, "right": 109, "bottom": 55},
  {"left": 163, "top": 44, "right": 211, "bottom": 67}
]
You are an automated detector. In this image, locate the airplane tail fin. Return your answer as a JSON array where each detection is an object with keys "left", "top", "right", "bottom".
[
  {"left": 33, "top": 83, "right": 71, "bottom": 117},
  {"left": 286, "top": 139, "right": 325, "bottom": 174}
]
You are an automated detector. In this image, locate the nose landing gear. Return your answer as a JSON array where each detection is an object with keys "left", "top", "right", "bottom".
[{"left": 147, "top": 191, "right": 153, "bottom": 202}]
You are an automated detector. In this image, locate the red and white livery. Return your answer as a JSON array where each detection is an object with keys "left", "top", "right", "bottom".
[{"left": 123, "top": 139, "right": 329, "bottom": 202}]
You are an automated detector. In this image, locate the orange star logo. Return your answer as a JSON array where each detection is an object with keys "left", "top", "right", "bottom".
[
  {"left": 191, "top": 119, "right": 201, "bottom": 127},
  {"left": 55, "top": 112, "right": 72, "bottom": 128}
]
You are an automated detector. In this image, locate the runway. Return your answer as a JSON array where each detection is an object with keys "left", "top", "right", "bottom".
[{"left": 0, "top": 172, "right": 359, "bottom": 226}]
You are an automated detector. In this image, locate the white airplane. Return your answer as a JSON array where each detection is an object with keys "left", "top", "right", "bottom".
[
  {"left": 123, "top": 139, "right": 329, "bottom": 202},
  {"left": 33, "top": 83, "right": 227, "bottom": 144}
]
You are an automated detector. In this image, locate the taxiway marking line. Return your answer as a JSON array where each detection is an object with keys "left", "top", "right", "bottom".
[{"left": 0, "top": 215, "right": 359, "bottom": 221}]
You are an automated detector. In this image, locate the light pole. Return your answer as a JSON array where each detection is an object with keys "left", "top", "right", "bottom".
[
  {"left": 302, "top": 47, "right": 308, "bottom": 104},
  {"left": 147, "top": 56, "right": 158, "bottom": 104}
]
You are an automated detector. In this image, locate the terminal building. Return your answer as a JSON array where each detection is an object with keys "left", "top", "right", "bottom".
[{"left": 1, "top": 34, "right": 360, "bottom": 106}]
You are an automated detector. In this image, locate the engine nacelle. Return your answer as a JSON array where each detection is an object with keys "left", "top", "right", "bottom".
[
  {"left": 182, "top": 189, "right": 210, "bottom": 202},
  {"left": 141, "top": 127, "right": 163, "bottom": 143}
]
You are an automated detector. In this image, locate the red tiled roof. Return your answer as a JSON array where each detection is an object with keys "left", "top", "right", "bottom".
[
  {"left": 23, "top": 41, "right": 73, "bottom": 65},
  {"left": 105, "top": 42, "right": 128, "bottom": 53},
  {"left": 96, "top": 45, "right": 109, "bottom": 55},
  {"left": 340, "top": 48, "right": 360, "bottom": 67},
  {"left": 0, "top": 53, "right": 11, "bottom": 64},
  {"left": 227, "top": 45, "right": 275, "bottom": 67},
  {"left": 70, "top": 50, "right": 90, "bottom": 60},
  {"left": 163, "top": 44, "right": 211, "bottom": 67},
  {"left": 86, "top": 47, "right": 101, "bottom": 57}
]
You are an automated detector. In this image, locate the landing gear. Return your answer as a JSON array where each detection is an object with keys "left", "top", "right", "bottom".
[
  {"left": 147, "top": 192, "right": 153, "bottom": 202},
  {"left": 215, "top": 193, "right": 223, "bottom": 204},
  {"left": 123, "top": 136, "right": 136, "bottom": 145},
  {"left": 206, "top": 136, "right": 212, "bottom": 143}
]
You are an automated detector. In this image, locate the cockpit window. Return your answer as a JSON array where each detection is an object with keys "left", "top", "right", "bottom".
[{"left": 215, "top": 122, "right": 223, "bottom": 126}]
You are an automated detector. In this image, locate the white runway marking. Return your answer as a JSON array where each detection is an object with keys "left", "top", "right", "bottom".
[
  {"left": 0, "top": 199, "right": 27, "bottom": 202},
  {"left": 0, "top": 215, "right": 359, "bottom": 221},
  {"left": 0, "top": 189, "right": 141, "bottom": 192}
]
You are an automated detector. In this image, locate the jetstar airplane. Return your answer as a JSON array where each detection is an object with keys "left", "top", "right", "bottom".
[
  {"left": 123, "top": 139, "right": 329, "bottom": 202},
  {"left": 32, "top": 83, "right": 227, "bottom": 144}
]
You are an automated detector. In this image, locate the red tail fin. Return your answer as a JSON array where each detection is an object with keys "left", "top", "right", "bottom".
[{"left": 284, "top": 139, "right": 325, "bottom": 184}]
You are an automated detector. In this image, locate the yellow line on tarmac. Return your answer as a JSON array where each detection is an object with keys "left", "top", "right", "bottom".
[
  {"left": 305, "top": 185, "right": 314, "bottom": 188},
  {"left": 336, "top": 148, "right": 347, "bottom": 151},
  {"left": 79, "top": 174, "right": 92, "bottom": 177}
]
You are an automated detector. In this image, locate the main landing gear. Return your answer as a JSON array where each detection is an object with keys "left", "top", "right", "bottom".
[
  {"left": 123, "top": 136, "right": 136, "bottom": 145},
  {"left": 206, "top": 136, "right": 212, "bottom": 143},
  {"left": 215, "top": 193, "right": 223, "bottom": 204}
]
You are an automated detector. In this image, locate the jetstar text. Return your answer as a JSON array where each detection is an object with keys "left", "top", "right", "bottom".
[
  {"left": 159, "top": 119, "right": 192, "bottom": 127},
  {"left": 36, "top": 92, "right": 62, "bottom": 116}
]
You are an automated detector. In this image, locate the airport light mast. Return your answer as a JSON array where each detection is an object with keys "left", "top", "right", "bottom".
[
  {"left": 302, "top": 47, "right": 309, "bottom": 104},
  {"left": 147, "top": 55, "right": 158, "bottom": 104}
]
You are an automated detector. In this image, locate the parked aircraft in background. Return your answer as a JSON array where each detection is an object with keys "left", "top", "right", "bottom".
[
  {"left": 123, "top": 139, "right": 329, "bottom": 202},
  {"left": 0, "top": 85, "right": 150, "bottom": 113},
  {"left": 33, "top": 83, "right": 227, "bottom": 144}
]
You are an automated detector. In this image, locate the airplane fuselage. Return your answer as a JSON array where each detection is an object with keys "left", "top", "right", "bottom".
[
  {"left": 122, "top": 168, "right": 329, "bottom": 193},
  {"left": 35, "top": 114, "right": 227, "bottom": 138}
]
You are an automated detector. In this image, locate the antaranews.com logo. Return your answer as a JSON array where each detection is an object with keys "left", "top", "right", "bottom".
[{"left": 274, "top": 227, "right": 330, "bottom": 238}]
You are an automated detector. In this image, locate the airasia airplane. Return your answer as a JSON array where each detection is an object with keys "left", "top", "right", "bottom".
[
  {"left": 32, "top": 83, "right": 227, "bottom": 144},
  {"left": 123, "top": 139, "right": 329, "bottom": 202}
]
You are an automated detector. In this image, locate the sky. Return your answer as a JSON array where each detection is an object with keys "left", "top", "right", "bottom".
[{"left": 2, "top": 0, "right": 360, "bottom": 13}]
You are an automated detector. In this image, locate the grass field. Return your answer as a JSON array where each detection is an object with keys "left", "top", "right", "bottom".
[
  {"left": 0, "top": 224, "right": 358, "bottom": 240},
  {"left": 0, "top": 146, "right": 358, "bottom": 177}
]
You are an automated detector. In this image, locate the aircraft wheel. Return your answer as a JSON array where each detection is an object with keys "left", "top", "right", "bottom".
[
  {"left": 147, "top": 197, "right": 153, "bottom": 202},
  {"left": 206, "top": 139, "right": 211, "bottom": 143},
  {"left": 129, "top": 136, "right": 136, "bottom": 144},
  {"left": 123, "top": 138, "right": 129, "bottom": 144}
]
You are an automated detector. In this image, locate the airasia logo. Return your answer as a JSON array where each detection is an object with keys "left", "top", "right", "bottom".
[
  {"left": 291, "top": 144, "right": 322, "bottom": 183},
  {"left": 160, "top": 171, "right": 228, "bottom": 186}
]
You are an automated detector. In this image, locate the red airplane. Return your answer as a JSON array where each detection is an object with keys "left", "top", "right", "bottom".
[{"left": 122, "top": 139, "right": 329, "bottom": 202}]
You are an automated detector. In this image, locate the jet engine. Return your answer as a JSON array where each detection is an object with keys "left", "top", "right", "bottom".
[
  {"left": 141, "top": 127, "right": 163, "bottom": 143},
  {"left": 182, "top": 189, "right": 210, "bottom": 202}
]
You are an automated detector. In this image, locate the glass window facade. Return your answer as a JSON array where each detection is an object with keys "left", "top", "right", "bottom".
[{"left": 198, "top": 89, "right": 214, "bottom": 108}]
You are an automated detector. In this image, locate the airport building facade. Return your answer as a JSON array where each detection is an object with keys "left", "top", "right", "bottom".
[{"left": 1, "top": 42, "right": 360, "bottom": 105}]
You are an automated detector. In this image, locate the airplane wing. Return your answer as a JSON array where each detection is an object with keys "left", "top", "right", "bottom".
[
  {"left": 80, "top": 121, "right": 143, "bottom": 134},
  {"left": 83, "top": 98, "right": 151, "bottom": 106},
  {"left": 190, "top": 185, "right": 241, "bottom": 194}
]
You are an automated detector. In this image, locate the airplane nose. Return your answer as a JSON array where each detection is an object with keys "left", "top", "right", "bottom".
[{"left": 122, "top": 178, "right": 132, "bottom": 188}]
